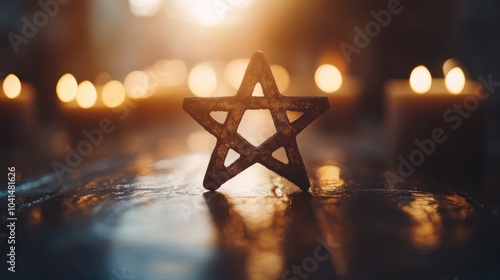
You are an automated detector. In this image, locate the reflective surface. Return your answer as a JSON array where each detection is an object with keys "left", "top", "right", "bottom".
[{"left": 1, "top": 128, "right": 500, "bottom": 280}]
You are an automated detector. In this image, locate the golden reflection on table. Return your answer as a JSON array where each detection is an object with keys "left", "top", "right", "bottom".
[
  {"left": 314, "top": 164, "right": 345, "bottom": 193},
  {"left": 400, "top": 194, "right": 443, "bottom": 248}
]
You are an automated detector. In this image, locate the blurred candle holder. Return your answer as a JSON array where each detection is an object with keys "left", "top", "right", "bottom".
[
  {"left": 0, "top": 74, "right": 36, "bottom": 159},
  {"left": 385, "top": 64, "right": 485, "bottom": 185},
  {"left": 58, "top": 76, "right": 128, "bottom": 150},
  {"left": 58, "top": 62, "right": 190, "bottom": 153},
  {"left": 313, "top": 64, "right": 360, "bottom": 132}
]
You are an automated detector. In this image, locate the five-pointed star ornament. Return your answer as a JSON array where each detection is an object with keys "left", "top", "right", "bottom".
[{"left": 183, "top": 51, "right": 330, "bottom": 191}]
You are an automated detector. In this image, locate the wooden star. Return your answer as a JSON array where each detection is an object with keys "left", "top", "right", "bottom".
[{"left": 183, "top": 51, "right": 329, "bottom": 191}]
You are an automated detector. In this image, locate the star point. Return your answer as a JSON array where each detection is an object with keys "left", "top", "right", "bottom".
[{"left": 183, "top": 51, "right": 329, "bottom": 191}]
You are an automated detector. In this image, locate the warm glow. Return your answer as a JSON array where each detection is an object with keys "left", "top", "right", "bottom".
[
  {"left": 409, "top": 66, "right": 432, "bottom": 94},
  {"left": 316, "top": 165, "right": 345, "bottom": 191},
  {"left": 225, "top": 58, "right": 250, "bottom": 89},
  {"left": 237, "top": 109, "right": 276, "bottom": 146},
  {"left": 102, "top": 80, "right": 126, "bottom": 108},
  {"left": 56, "top": 73, "right": 78, "bottom": 102},
  {"left": 76, "top": 81, "right": 97, "bottom": 108},
  {"left": 445, "top": 67, "right": 466, "bottom": 94},
  {"left": 442, "top": 58, "right": 459, "bottom": 76},
  {"left": 172, "top": 0, "right": 253, "bottom": 26},
  {"left": 155, "top": 59, "right": 187, "bottom": 86},
  {"left": 124, "top": 70, "right": 157, "bottom": 99},
  {"left": 187, "top": 130, "right": 216, "bottom": 152},
  {"left": 229, "top": 198, "right": 287, "bottom": 278},
  {"left": 188, "top": 62, "right": 217, "bottom": 97},
  {"left": 401, "top": 194, "right": 442, "bottom": 248},
  {"left": 270, "top": 65, "right": 290, "bottom": 92},
  {"left": 192, "top": 1, "right": 224, "bottom": 26},
  {"left": 129, "top": 0, "right": 163, "bottom": 17},
  {"left": 315, "top": 64, "right": 343, "bottom": 93},
  {"left": 3, "top": 74, "right": 21, "bottom": 99}
]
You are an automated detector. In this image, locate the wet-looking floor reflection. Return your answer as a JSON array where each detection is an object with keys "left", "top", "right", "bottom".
[{"left": 5, "top": 142, "right": 500, "bottom": 280}]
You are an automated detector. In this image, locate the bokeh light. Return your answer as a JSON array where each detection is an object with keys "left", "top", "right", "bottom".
[
  {"left": 3, "top": 74, "right": 22, "bottom": 99},
  {"left": 315, "top": 64, "right": 343, "bottom": 93},
  {"left": 56, "top": 73, "right": 78, "bottom": 102},
  {"left": 76, "top": 81, "right": 97, "bottom": 108},
  {"left": 102, "top": 80, "right": 126, "bottom": 108},
  {"left": 129, "top": 0, "right": 163, "bottom": 17},
  {"left": 155, "top": 59, "right": 188, "bottom": 87},
  {"left": 172, "top": 0, "right": 253, "bottom": 26},
  {"left": 409, "top": 66, "right": 432, "bottom": 94},
  {"left": 191, "top": 1, "right": 223, "bottom": 26},
  {"left": 124, "top": 70, "right": 157, "bottom": 99},
  {"left": 225, "top": 58, "right": 250, "bottom": 89},
  {"left": 445, "top": 67, "right": 466, "bottom": 95},
  {"left": 188, "top": 62, "right": 217, "bottom": 97},
  {"left": 270, "top": 65, "right": 290, "bottom": 93}
]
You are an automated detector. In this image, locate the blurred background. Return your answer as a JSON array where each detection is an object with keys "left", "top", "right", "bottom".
[
  {"left": 1, "top": 0, "right": 499, "bottom": 185},
  {"left": 0, "top": 0, "right": 500, "bottom": 183},
  {"left": 1, "top": 0, "right": 500, "bottom": 279}
]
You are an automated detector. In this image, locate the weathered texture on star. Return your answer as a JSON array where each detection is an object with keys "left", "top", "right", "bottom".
[{"left": 183, "top": 51, "right": 329, "bottom": 191}]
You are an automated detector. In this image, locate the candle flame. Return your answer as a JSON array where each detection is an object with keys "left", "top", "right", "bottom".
[
  {"left": 56, "top": 73, "right": 78, "bottom": 102},
  {"left": 409, "top": 65, "right": 432, "bottom": 94},
  {"left": 124, "top": 71, "right": 156, "bottom": 99},
  {"left": 76, "top": 81, "right": 97, "bottom": 109},
  {"left": 445, "top": 67, "right": 465, "bottom": 94},
  {"left": 129, "top": 0, "right": 162, "bottom": 17},
  {"left": 315, "top": 64, "right": 343, "bottom": 93},
  {"left": 155, "top": 59, "right": 187, "bottom": 87},
  {"left": 3, "top": 74, "right": 22, "bottom": 99},
  {"left": 102, "top": 80, "right": 126, "bottom": 108}
]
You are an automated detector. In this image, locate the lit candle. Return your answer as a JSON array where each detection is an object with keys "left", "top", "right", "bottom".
[
  {"left": 58, "top": 74, "right": 127, "bottom": 146},
  {"left": 385, "top": 62, "right": 485, "bottom": 185},
  {"left": 0, "top": 74, "right": 36, "bottom": 146},
  {"left": 1, "top": 74, "right": 35, "bottom": 104},
  {"left": 314, "top": 64, "right": 360, "bottom": 131}
]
